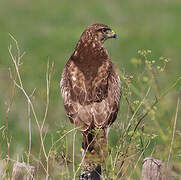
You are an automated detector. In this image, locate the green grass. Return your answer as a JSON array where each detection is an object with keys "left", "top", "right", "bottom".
[{"left": 0, "top": 0, "right": 181, "bottom": 179}]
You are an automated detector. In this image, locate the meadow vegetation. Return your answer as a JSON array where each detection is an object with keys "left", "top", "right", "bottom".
[{"left": 0, "top": 0, "right": 181, "bottom": 179}]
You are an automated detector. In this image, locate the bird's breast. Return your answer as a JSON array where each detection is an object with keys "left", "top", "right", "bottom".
[{"left": 68, "top": 59, "right": 111, "bottom": 105}]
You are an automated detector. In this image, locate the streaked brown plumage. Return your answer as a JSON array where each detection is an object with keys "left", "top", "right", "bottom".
[{"left": 60, "top": 24, "right": 121, "bottom": 153}]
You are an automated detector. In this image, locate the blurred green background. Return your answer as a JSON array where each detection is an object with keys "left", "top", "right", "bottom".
[{"left": 0, "top": 0, "right": 181, "bottom": 179}]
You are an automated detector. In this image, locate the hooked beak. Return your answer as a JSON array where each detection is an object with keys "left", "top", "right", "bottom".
[{"left": 106, "top": 30, "right": 117, "bottom": 39}]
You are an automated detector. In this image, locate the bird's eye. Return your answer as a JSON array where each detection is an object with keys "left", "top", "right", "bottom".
[
  {"left": 102, "top": 28, "right": 110, "bottom": 34},
  {"left": 102, "top": 28, "right": 108, "bottom": 34},
  {"left": 101, "top": 28, "right": 111, "bottom": 35}
]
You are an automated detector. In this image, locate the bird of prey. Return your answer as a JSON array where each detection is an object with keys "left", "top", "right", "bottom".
[{"left": 60, "top": 24, "right": 121, "bottom": 175}]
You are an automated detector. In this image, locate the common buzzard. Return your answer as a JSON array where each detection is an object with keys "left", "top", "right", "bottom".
[{"left": 60, "top": 24, "right": 121, "bottom": 173}]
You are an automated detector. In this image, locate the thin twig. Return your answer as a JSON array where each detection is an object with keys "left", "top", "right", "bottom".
[
  {"left": 128, "top": 139, "right": 151, "bottom": 179},
  {"left": 134, "top": 77, "right": 181, "bottom": 134},
  {"left": 41, "top": 61, "right": 54, "bottom": 130},
  {"left": 27, "top": 100, "right": 31, "bottom": 164},
  {"left": 73, "top": 129, "right": 77, "bottom": 180},
  {"left": 167, "top": 89, "right": 181, "bottom": 167},
  {"left": 6, "top": 39, "right": 21, "bottom": 159},
  {"left": 128, "top": 87, "right": 151, "bottom": 134},
  {"left": 8, "top": 34, "right": 52, "bottom": 179}
]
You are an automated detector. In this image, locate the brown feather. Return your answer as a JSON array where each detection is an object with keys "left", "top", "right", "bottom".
[{"left": 60, "top": 24, "right": 121, "bottom": 133}]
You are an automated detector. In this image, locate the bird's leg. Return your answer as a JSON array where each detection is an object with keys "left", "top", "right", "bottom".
[
  {"left": 80, "top": 131, "right": 102, "bottom": 180},
  {"left": 80, "top": 129, "right": 108, "bottom": 180}
]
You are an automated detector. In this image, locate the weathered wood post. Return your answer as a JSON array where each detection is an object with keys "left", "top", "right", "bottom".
[
  {"left": 142, "top": 157, "right": 168, "bottom": 180},
  {"left": 12, "top": 162, "right": 35, "bottom": 180}
]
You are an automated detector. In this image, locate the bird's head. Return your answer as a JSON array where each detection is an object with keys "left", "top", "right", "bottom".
[{"left": 81, "top": 24, "right": 117, "bottom": 44}]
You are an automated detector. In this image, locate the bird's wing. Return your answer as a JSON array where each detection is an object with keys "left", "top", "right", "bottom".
[
  {"left": 60, "top": 63, "right": 93, "bottom": 131},
  {"left": 107, "top": 65, "right": 121, "bottom": 124},
  {"left": 61, "top": 60, "right": 121, "bottom": 130},
  {"left": 91, "top": 64, "right": 121, "bottom": 128}
]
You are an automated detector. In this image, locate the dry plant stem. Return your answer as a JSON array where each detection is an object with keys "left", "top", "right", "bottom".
[
  {"left": 114, "top": 85, "right": 156, "bottom": 176},
  {"left": 41, "top": 62, "right": 54, "bottom": 180},
  {"left": 27, "top": 88, "right": 36, "bottom": 164},
  {"left": 73, "top": 130, "right": 77, "bottom": 180},
  {"left": 112, "top": 76, "right": 181, "bottom": 179},
  {"left": 113, "top": 87, "right": 151, "bottom": 172},
  {"left": 118, "top": 88, "right": 157, "bottom": 175},
  {"left": 126, "top": 98, "right": 131, "bottom": 126},
  {"left": 133, "top": 76, "right": 181, "bottom": 135},
  {"left": 127, "top": 140, "right": 151, "bottom": 179},
  {"left": 46, "top": 127, "right": 80, "bottom": 178},
  {"left": 27, "top": 101, "right": 31, "bottom": 164},
  {"left": 9, "top": 44, "right": 42, "bottom": 150},
  {"left": 48, "top": 127, "right": 79, "bottom": 158},
  {"left": 41, "top": 61, "right": 54, "bottom": 130},
  {"left": 116, "top": 150, "right": 142, "bottom": 179},
  {"left": 117, "top": 78, "right": 181, "bottom": 178},
  {"left": 123, "top": 76, "right": 181, "bottom": 141},
  {"left": 6, "top": 66, "right": 19, "bottom": 159},
  {"left": 6, "top": 33, "right": 25, "bottom": 159},
  {"left": 39, "top": 62, "right": 54, "bottom": 180},
  {"left": 127, "top": 86, "right": 151, "bottom": 134},
  {"left": 8, "top": 35, "right": 54, "bottom": 180},
  {"left": 6, "top": 109, "right": 10, "bottom": 159},
  {"left": 167, "top": 89, "right": 181, "bottom": 167}
]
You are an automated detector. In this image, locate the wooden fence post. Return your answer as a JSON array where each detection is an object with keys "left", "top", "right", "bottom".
[
  {"left": 142, "top": 157, "right": 168, "bottom": 180},
  {"left": 12, "top": 162, "right": 35, "bottom": 180}
]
